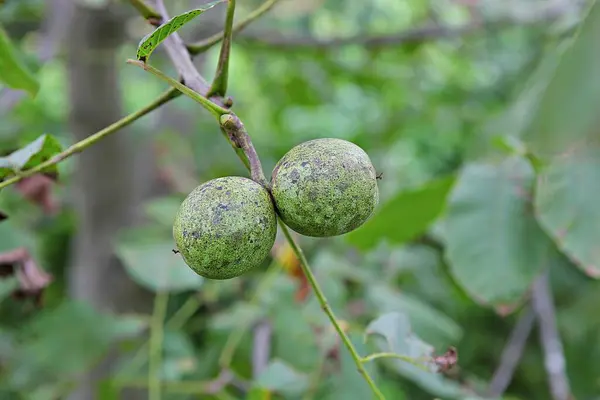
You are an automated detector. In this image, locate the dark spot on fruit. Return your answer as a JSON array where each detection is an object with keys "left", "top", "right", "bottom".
[
  {"left": 290, "top": 169, "right": 300, "bottom": 184},
  {"left": 301, "top": 161, "right": 309, "bottom": 167},
  {"left": 216, "top": 186, "right": 223, "bottom": 190}
]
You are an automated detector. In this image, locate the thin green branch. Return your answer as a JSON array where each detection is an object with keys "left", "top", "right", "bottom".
[
  {"left": 149, "top": 292, "right": 169, "bottom": 400},
  {"left": 187, "top": 0, "right": 281, "bottom": 55},
  {"left": 129, "top": 0, "right": 163, "bottom": 24},
  {"left": 0, "top": 88, "right": 178, "bottom": 191},
  {"left": 279, "top": 222, "right": 385, "bottom": 400},
  {"left": 361, "top": 352, "right": 430, "bottom": 371},
  {"left": 207, "top": 0, "right": 236, "bottom": 97},
  {"left": 126, "top": 59, "right": 230, "bottom": 117}
]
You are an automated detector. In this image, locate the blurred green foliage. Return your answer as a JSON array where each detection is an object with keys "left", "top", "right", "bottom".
[{"left": 1, "top": 0, "right": 600, "bottom": 399}]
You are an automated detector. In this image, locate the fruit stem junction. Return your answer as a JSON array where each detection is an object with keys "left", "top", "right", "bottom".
[{"left": 220, "top": 114, "right": 268, "bottom": 186}]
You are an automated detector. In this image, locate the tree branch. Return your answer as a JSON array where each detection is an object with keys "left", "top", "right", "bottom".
[
  {"left": 207, "top": 0, "right": 236, "bottom": 97},
  {"left": 187, "top": 0, "right": 281, "bottom": 55},
  {"left": 129, "top": 0, "right": 162, "bottom": 25},
  {"left": 219, "top": 114, "right": 266, "bottom": 185},
  {"left": 531, "top": 272, "right": 572, "bottom": 400},
  {"left": 232, "top": 0, "right": 583, "bottom": 50},
  {"left": 153, "top": 0, "right": 211, "bottom": 96},
  {"left": 0, "top": 88, "right": 177, "bottom": 191},
  {"left": 237, "top": 23, "right": 484, "bottom": 49},
  {"left": 488, "top": 307, "right": 536, "bottom": 397},
  {"left": 126, "top": 59, "right": 229, "bottom": 117}
]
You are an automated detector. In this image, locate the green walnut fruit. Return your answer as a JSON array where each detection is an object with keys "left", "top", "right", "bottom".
[
  {"left": 271, "top": 138, "right": 379, "bottom": 237},
  {"left": 173, "top": 176, "right": 277, "bottom": 280}
]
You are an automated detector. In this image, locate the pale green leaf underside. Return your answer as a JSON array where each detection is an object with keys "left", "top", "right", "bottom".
[
  {"left": 0, "top": 134, "right": 62, "bottom": 180},
  {"left": 136, "top": 1, "right": 224, "bottom": 61}
]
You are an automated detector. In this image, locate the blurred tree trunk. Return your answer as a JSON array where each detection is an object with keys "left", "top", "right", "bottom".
[{"left": 65, "top": 3, "right": 160, "bottom": 399}]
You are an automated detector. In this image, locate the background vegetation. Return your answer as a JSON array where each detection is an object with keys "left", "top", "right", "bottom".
[{"left": 0, "top": 0, "right": 598, "bottom": 399}]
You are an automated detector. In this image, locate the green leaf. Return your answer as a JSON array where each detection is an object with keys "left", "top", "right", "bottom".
[
  {"left": 535, "top": 151, "right": 600, "bottom": 277},
  {"left": 136, "top": 1, "right": 224, "bottom": 62},
  {"left": 522, "top": 0, "right": 600, "bottom": 158},
  {"left": 366, "top": 283, "right": 462, "bottom": 349},
  {"left": 254, "top": 359, "right": 310, "bottom": 397},
  {"left": 115, "top": 225, "right": 203, "bottom": 293},
  {"left": 364, "top": 313, "right": 483, "bottom": 399},
  {"left": 346, "top": 176, "right": 456, "bottom": 251},
  {"left": 365, "top": 312, "right": 434, "bottom": 363},
  {"left": 7, "top": 300, "right": 143, "bottom": 389},
  {"left": 0, "top": 134, "right": 62, "bottom": 179},
  {"left": 443, "top": 157, "right": 553, "bottom": 310},
  {"left": 0, "top": 25, "right": 39, "bottom": 97}
]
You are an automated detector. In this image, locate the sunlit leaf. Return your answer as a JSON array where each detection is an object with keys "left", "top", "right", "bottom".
[
  {"left": 136, "top": 1, "right": 224, "bottom": 62},
  {"left": 346, "top": 176, "right": 455, "bottom": 251},
  {"left": 535, "top": 150, "right": 600, "bottom": 277},
  {"left": 522, "top": 0, "right": 600, "bottom": 158},
  {"left": 0, "top": 25, "right": 39, "bottom": 97},
  {"left": 115, "top": 225, "right": 203, "bottom": 293},
  {"left": 443, "top": 157, "right": 553, "bottom": 311},
  {"left": 254, "top": 359, "right": 310, "bottom": 397},
  {"left": 0, "top": 134, "right": 62, "bottom": 180}
]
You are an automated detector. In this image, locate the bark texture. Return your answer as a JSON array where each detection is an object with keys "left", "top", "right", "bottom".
[{"left": 66, "top": 3, "right": 159, "bottom": 399}]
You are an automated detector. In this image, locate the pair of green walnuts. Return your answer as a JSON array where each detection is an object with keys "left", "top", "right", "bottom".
[{"left": 173, "top": 138, "right": 379, "bottom": 280}]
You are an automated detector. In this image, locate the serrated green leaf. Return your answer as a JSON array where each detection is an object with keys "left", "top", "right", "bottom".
[
  {"left": 115, "top": 225, "right": 203, "bottom": 293},
  {"left": 0, "top": 25, "right": 39, "bottom": 97},
  {"left": 443, "top": 157, "right": 553, "bottom": 310},
  {"left": 136, "top": 1, "right": 224, "bottom": 62},
  {"left": 0, "top": 134, "right": 62, "bottom": 179},
  {"left": 535, "top": 150, "right": 600, "bottom": 277},
  {"left": 522, "top": 0, "right": 600, "bottom": 158},
  {"left": 255, "top": 359, "right": 310, "bottom": 396},
  {"left": 346, "top": 176, "right": 455, "bottom": 250}
]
